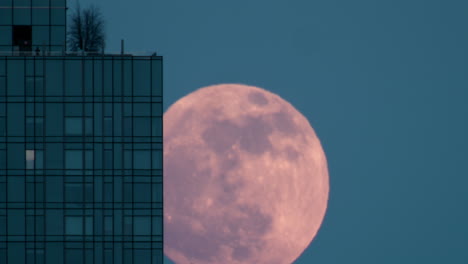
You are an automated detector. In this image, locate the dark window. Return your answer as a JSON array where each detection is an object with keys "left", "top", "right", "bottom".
[{"left": 13, "top": 25, "right": 32, "bottom": 52}]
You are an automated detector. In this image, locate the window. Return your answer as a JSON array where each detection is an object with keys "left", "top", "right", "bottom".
[
  {"left": 65, "top": 216, "right": 83, "bottom": 235},
  {"left": 66, "top": 249, "right": 83, "bottom": 264},
  {"left": 85, "top": 118, "right": 93, "bottom": 135},
  {"left": 65, "top": 117, "right": 83, "bottom": 136},
  {"left": 104, "top": 216, "right": 113, "bottom": 235},
  {"left": 134, "top": 117, "right": 150, "bottom": 136},
  {"left": 0, "top": 117, "right": 5, "bottom": 136},
  {"left": 85, "top": 216, "right": 93, "bottom": 235},
  {"left": 35, "top": 150, "right": 43, "bottom": 169},
  {"left": 35, "top": 117, "right": 44, "bottom": 137},
  {"left": 13, "top": 25, "right": 32, "bottom": 51},
  {"left": 104, "top": 117, "right": 112, "bottom": 136},
  {"left": 26, "top": 117, "right": 34, "bottom": 137},
  {"left": 26, "top": 149, "right": 35, "bottom": 169},
  {"left": 134, "top": 183, "right": 150, "bottom": 202},
  {"left": 133, "top": 217, "right": 150, "bottom": 236},
  {"left": 65, "top": 183, "right": 83, "bottom": 203},
  {"left": 8, "top": 177, "right": 24, "bottom": 202},
  {"left": 65, "top": 150, "right": 83, "bottom": 169},
  {"left": 134, "top": 151, "right": 150, "bottom": 169}
]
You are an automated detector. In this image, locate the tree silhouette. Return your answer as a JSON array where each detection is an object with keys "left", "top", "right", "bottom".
[{"left": 68, "top": 4, "right": 105, "bottom": 53}]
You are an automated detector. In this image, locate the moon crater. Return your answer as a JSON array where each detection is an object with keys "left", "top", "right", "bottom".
[{"left": 164, "top": 84, "right": 329, "bottom": 264}]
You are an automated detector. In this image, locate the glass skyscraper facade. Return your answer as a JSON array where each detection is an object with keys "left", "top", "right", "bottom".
[{"left": 0, "top": 1, "right": 163, "bottom": 263}]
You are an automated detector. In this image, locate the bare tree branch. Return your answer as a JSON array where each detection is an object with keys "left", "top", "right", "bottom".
[{"left": 68, "top": 3, "right": 105, "bottom": 53}]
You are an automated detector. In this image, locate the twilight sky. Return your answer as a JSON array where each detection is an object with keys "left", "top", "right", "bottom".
[{"left": 74, "top": 0, "right": 468, "bottom": 263}]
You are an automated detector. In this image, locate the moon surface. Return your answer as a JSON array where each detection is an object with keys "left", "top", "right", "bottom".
[{"left": 164, "top": 84, "right": 329, "bottom": 264}]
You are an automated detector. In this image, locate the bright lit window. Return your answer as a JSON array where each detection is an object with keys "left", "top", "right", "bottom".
[{"left": 26, "top": 150, "right": 35, "bottom": 169}]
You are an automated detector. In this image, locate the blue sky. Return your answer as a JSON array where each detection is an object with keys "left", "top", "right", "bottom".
[{"left": 75, "top": 0, "right": 468, "bottom": 263}]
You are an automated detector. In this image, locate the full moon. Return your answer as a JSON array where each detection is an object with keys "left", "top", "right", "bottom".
[{"left": 164, "top": 84, "right": 329, "bottom": 264}]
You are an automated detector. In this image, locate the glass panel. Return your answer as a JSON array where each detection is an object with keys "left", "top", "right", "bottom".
[
  {"left": 134, "top": 103, "right": 150, "bottom": 116},
  {"left": 134, "top": 117, "right": 150, "bottom": 137},
  {"left": 0, "top": 9, "right": 12, "bottom": 26},
  {"left": 65, "top": 60, "right": 82, "bottom": 96},
  {"left": 65, "top": 150, "right": 83, "bottom": 169},
  {"left": 104, "top": 150, "right": 112, "bottom": 169},
  {"left": 32, "top": 26, "right": 49, "bottom": 47},
  {"left": 65, "top": 183, "right": 83, "bottom": 203},
  {"left": 8, "top": 177, "right": 25, "bottom": 202},
  {"left": 50, "top": 26, "right": 65, "bottom": 46},
  {"left": 26, "top": 77, "right": 34, "bottom": 96},
  {"left": 104, "top": 117, "right": 112, "bottom": 136},
  {"left": 7, "top": 60, "right": 24, "bottom": 96},
  {"left": 85, "top": 216, "right": 93, "bottom": 235},
  {"left": 134, "top": 183, "right": 150, "bottom": 202},
  {"left": 46, "top": 176, "right": 62, "bottom": 202},
  {"left": 36, "top": 150, "right": 43, "bottom": 169},
  {"left": 0, "top": 26, "right": 13, "bottom": 45},
  {"left": 26, "top": 150, "right": 35, "bottom": 169},
  {"left": 133, "top": 217, "right": 150, "bottom": 236},
  {"left": 50, "top": 8, "right": 65, "bottom": 25},
  {"left": 45, "top": 60, "right": 63, "bottom": 96},
  {"left": 8, "top": 103, "right": 25, "bottom": 136},
  {"left": 151, "top": 59, "right": 163, "bottom": 96},
  {"left": 85, "top": 150, "right": 93, "bottom": 169},
  {"left": 65, "top": 249, "right": 83, "bottom": 264},
  {"left": 152, "top": 217, "right": 162, "bottom": 235},
  {"left": 85, "top": 118, "right": 93, "bottom": 136},
  {"left": 134, "top": 151, "right": 150, "bottom": 169},
  {"left": 152, "top": 150, "right": 162, "bottom": 169},
  {"left": 32, "top": 0, "right": 49, "bottom": 7},
  {"left": 32, "top": 8, "right": 49, "bottom": 25},
  {"left": 151, "top": 118, "right": 162, "bottom": 137},
  {"left": 65, "top": 216, "right": 83, "bottom": 235},
  {"left": 134, "top": 249, "right": 151, "bottom": 264},
  {"left": 65, "top": 103, "right": 83, "bottom": 116},
  {"left": 104, "top": 216, "right": 112, "bottom": 235},
  {"left": 0, "top": 117, "right": 5, "bottom": 137},
  {"left": 35, "top": 117, "right": 44, "bottom": 137},
  {"left": 133, "top": 60, "right": 151, "bottom": 96},
  {"left": 65, "top": 117, "right": 83, "bottom": 136},
  {"left": 45, "top": 104, "right": 63, "bottom": 136},
  {"left": 14, "top": 8, "right": 31, "bottom": 25}
]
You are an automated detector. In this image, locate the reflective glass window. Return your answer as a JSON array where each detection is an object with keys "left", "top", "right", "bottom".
[
  {"left": 65, "top": 150, "right": 83, "bottom": 169},
  {"left": 45, "top": 60, "right": 63, "bottom": 96},
  {"left": 134, "top": 150, "right": 150, "bottom": 169},
  {"left": 65, "top": 216, "right": 83, "bottom": 235},
  {"left": 85, "top": 216, "right": 93, "bottom": 235},
  {"left": 50, "top": 26, "right": 65, "bottom": 46},
  {"left": 133, "top": 217, "right": 150, "bottom": 236},
  {"left": 51, "top": 8, "right": 65, "bottom": 25},
  {"left": 26, "top": 150, "right": 35, "bottom": 169},
  {"left": 8, "top": 177, "right": 25, "bottom": 202},
  {"left": 104, "top": 216, "right": 112, "bottom": 235},
  {"left": 134, "top": 117, "right": 150, "bottom": 137},
  {"left": 65, "top": 183, "right": 83, "bottom": 203},
  {"left": 14, "top": 8, "right": 31, "bottom": 25},
  {"left": 65, "top": 117, "right": 83, "bottom": 136},
  {"left": 32, "top": 26, "right": 50, "bottom": 47},
  {"left": 66, "top": 249, "right": 83, "bottom": 264},
  {"left": 0, "top": 9, "right": 12, "bottom": 26},
  {"left": 134, "top": 183, "right": 150, "bottom": 202},
  {"left": 65, "top": 60, "right": 83, "bottom": 96},
  {"left": 32, "top": 8, "right": 49, "bottom": 25},
  {"left": 134, "top": 249, "right": 151, "bottom": 264},
  {"left": 133, "top": 60, "right": 151, "bottom": 96}
]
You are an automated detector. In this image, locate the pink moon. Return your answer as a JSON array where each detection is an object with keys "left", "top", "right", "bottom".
[{"left": 164, "top": 84, "right": 329, "bottom": 264}]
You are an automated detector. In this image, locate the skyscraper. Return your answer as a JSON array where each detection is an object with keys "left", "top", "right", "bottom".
[{"left": 0, "top": 1, "right": 163, "bottom": 263}]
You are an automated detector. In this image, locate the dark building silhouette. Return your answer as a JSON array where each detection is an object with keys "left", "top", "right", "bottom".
[{"left": 0, "top": 1, "right": 163, "bottom": 263}]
